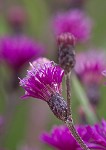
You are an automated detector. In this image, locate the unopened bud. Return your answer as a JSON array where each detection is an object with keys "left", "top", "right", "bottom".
[
  {"left": 48, "top": 93, "right": 68, "bottom": 122},
  {"left": 57, "top": 33, "right": 76, "bottom": 74}
]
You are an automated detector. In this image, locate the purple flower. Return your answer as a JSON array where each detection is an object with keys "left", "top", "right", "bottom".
[
  {"left": 0, "top": 35, "right": 45, "bottom": 71},
  {"left": 84, "top": 119, "right": 106, "bottom": 150},
  {"left": 41, "top": 120, "right": 106, "bottom": 150},
  {"left": 19, "top": 59, "right": 64, "bottom": 101},
  {"left": 53, "top": 9, "right": 92, "bottom": 43},
  {"left": 75, "top": 49, "right": 106, "bottom": 84},
  {"left": 41, "top": 125, "right": 80, "bottom": 150}
]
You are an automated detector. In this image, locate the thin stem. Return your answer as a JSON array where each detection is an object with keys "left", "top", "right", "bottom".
[
  {"left": 65, "top": 72, "right": 90, "bottom": 150},
  {"left": 65, "top": 72, "right": 72, "bottom": 117},
  {"left": 65, "top": 117, "right": 90, "bottom": 150}
]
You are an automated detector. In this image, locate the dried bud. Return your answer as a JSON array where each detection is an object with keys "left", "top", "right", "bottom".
[
  {"left": 48, "top": 93, "right": 68, "bottom": 122},
  {"left": 57, "top": 33, "right": 76, "bottom": 74}
]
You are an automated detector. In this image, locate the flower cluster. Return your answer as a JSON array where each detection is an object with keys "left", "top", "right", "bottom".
[
  {"left": 75, "top": 49, "right": 106, "bottom": 84},
  {"left": 53, "top": 9, "right": 92, "bottom": 42},
  {"left": 19, "top": 58, "right": 64, "bottom": 101},
  {"left": 0, "top": 35, "right": 45, "bottom": 71},
  {"left": 41, "top": 119, "right": 106, "bottom": 150}
]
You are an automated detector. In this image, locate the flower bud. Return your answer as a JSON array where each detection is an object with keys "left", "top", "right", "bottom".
[{"left": 57, "top": 33, "right": 76, "bottom": 74}]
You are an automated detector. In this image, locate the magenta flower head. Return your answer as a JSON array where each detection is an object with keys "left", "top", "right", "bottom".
[
  {"left": 41, "top": 125, "right": 86, "bottom": 150},
  {"left": 75, "top": 49, "right": 106, "bottom": 85},
  {"left": 83, "top": 119, "right": 106, "bottom": 150},
  {"left": 41, "top": 125, "right": 77, "bottom": 150},
  {"left": 20, "top": 59, "right": 64, "bottom": 100},
  {"left": 19, "top": 58, "right": 69, "bottom": 121},
  {"left": 41, "top": 120, "right": 106, "bottom": 150},
  {"left": 75, "top": 49, "right": 106, "bottom": 106},
  {"left": 53, "top": 9, "right": 92, "bottom": 43},
  {"left": 0, "top": 35, "right": 45, "bottom": 72}
]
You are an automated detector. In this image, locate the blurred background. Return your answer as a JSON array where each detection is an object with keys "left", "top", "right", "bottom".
[{"left": 0, "top": 0, "right": 106, "bottom": 150}]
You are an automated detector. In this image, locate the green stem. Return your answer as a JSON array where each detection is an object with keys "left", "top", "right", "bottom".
[{"left": 72, "top": 74, "right": 98, "bottom": 124}]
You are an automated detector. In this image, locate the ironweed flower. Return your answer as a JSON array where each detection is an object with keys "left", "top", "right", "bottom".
[
  {"left": 41, "top": 120, "right": 106, "bottom": 150},
  {"left": 75, "top": 50, "right": 106, "bottom": 85},
  {"left": 41, "top": 125, "right": 83, "bottom": 150},
  {"left": 53, "top": 9, "right": 92, "bottom": 43},
  {"left": 20, "top": 60, "right": 64, "bottom": 100},
  {"left": 84, "top": 119, "right": 106, "bottom": 150},
  {"left": 75, "top": 50, "right": 106, "bottom": 106},
  {"left": 19, "top": 59, "right": 68, "bottom": 121},
  {"left": 0, "top": 35, "right": 44, "bottom": 71}
]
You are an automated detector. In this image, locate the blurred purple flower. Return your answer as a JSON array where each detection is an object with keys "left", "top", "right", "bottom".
[
  {"left": 41, "top": 125, "right": 80, "bottom": 150},
  {"left": 84, "top": 119, "right": 106, "bottom": 150},
  {"left": 52, "top": 9, "right": 92, "bottom": 43},
  {"left": 75, "top": 49, "right": 106, "bottom": 84},
  {"left": 41, "top": 120, "right": 106, "bottom": 150},
  {"left": 19, "top": 59, "right": 64, "bottom": 101},
  {"left": 0, "top": 35, "right": 45, "bottom": 71}
]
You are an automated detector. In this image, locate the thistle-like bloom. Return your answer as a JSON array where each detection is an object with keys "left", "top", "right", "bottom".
[
  {"left": 41, "top": 120, "right": 106, "bottom": 150},
  {"left": 0, "top": 35, "right": 45, "bottom": 71},
  {"left": 20, "top": 60, "right": 64, "bottom": 101},
  {"left": 20, "top": 59, "right": 68, "bottom": 121},
  {"left": 75, "top": 50, "right": 106, "bottom": 84},
  {"left": 84, "top": 119, "right": 106, "bottom": 150},
  {"left": 53, "top": 9, "right": 92, "bottom": 42},
  {"left": 41, "top": 125, "right": 80, "bottom": 150}
]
